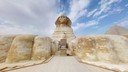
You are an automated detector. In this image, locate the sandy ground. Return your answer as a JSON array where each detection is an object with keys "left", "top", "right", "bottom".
[
  {"left": 8, "top": 56, "right": 113, "bottom": 72},
  {"left": 81, "top": 59, "right": 128, "bottom": 72}
]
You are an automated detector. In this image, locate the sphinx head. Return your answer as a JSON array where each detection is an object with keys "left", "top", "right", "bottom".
[{"left": 55, "top": 15, "right": 72, "bottom": 27}]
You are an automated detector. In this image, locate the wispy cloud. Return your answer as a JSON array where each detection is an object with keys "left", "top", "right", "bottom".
[
  {"left": 68, "top": 0, "right": 90, "bottom": 23},
  {"left": 0, "top": 0, "right": 59, "bottom": 36},
  {"left": 117, "top": 18, "right": 128, "bottom": 28},
  {"left": 73, "top": 0, "right": 123, "bottom": 32},
  {"left": 87, "top": 0, "right": 121, "bottom": 17},
  {"left": 0, "top": 0, "right": 127, "bottom": 36},
  {"left": 73, "top": 20, "right": 98, "bottom": 31}
]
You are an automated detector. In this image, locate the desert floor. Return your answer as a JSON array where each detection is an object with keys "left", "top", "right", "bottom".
[{"left": 8, "top": 56, "right": 113, "bottom": 72}]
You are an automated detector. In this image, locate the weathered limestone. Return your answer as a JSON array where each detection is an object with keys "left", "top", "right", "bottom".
[
  {"left": 75, "top": 37, "right": 97, "bottom": 61},
  {"left": 6, "top": 35, "right": 35, "bottom": 63},
  {"left": 0, "top": 35, "right": 15, "bottom": 63},
  {"left": 52, "top": 15, "right": 75, "bottom": 42},
  {"left": 70, "top": 35, "right": 128, "bottom": 64},
  {"left": 95, "top": 37, "right": 119, "bottom": 64},
  {"left": 109, "top": 35, "right": 128, "bottom": 63},
  {"left": 32, "top": 36, "right": 52, "bottom": 60}
]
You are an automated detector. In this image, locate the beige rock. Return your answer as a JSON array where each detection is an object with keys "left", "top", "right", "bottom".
[
  {"left": 75, "top": 37, "right": 97, "bottom": 61},
  {"left": 95, "top": 36, "right": 119, "bottom": 64},
  {"left": 0, "top": 35, "right": 15, "bottom": 63},
  {"left": 72, "top": 35, "right": 128, "bottom": 64},
  {"left": 108, "top": 35, "right": 128, "bottom": 63},
  {"left": 6, "top": 35, "right": 35, "bottom": 63},
  {"left": 31, "top": 36, "right": 52, "bottom": 60}
]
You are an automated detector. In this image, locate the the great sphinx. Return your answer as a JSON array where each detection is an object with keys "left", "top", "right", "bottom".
[{"left": 52, "top": 15, "right": 76, "bottom": 42}]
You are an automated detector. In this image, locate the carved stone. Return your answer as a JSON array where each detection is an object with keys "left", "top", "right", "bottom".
[{"left": 52, "top": 15, "right": 75, "bottom": 42}]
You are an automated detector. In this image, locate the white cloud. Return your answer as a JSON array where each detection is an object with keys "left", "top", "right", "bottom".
[
  {"left": 87, "top": 8, "right": 97, "bottom": 17},
  {"left": 97, "top": 7, "right": 123, "bottom": 21},
  {"left": 85, "top": 20, "right": 98, "bottom": 27},
  {"left": 0, "top": 20, "right": 44, "bottom": 35},
  {"left": 73, "top": 0, "right": 123, "bottom": 33},
  {"left": 117, "top": 18, "right": 128, "bottom": 28},
  {"left": 0, "top": 0, "right": 59, "bottom": 36},
  {"left": 94, "top": 0, "right": 120, "bottom": 17},
  {"left": 87, "top": 0, "right": 121, "bottom": 17},
  {"left": 73, "top": 20, "right": 98, "bottom": 31},
  {"left": 98, "top": 14, "right": 108, "bottom": 21},
  {"left": 68, "top": 0, "right": 90, "bottom": 23}
]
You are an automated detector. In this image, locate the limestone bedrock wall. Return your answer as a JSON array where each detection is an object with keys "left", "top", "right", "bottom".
[
  {"left": 69, "top": 35, "right": 128, "bottom": 64},
  {"left": 32, "top": 36, "right": 52, "bottom": 60},
  {"left": 0, "top": 35, "right": 54, "bottom": 63},
  {"left": 0, "top": 35, "right": 15, "bottom": 63},
  {"left": 6, "top": 35, "right": 35, "bottom": 63}
]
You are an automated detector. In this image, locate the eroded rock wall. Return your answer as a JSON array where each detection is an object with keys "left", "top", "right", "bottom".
[
  {"left": 69, "top": 35, "right": 128, "bottom": 64},
  {"left": 95, "top": 36, "right": 119, "bottom": 64},
  {"left": 0, "top": 34, "right": 128, "bottom": 64},
  {"left": 75, "top": 37, "right": 97, "bottom": 61},
  {"left": 0, "top": 35, "right": 15, "bottom": 63},
  {"left": 109, "top": 35, "right": 128, "bottom": 63},
  {"left": 6, "top": 35, "right": 35, "bottom": 63},
  {"left": 32, "top": 36, "right": 52, "bottom": 60}
]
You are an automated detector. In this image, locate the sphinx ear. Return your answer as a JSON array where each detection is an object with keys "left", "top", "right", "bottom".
[
  {"left": 55, "top": 17, "right": 60, "bottom": 25},
  {"left": 67, "top": 17, "right": 72, "bottom": 27}
]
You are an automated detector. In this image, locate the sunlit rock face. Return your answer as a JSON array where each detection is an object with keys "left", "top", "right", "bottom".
[
  {"left": 95, "top": 37, "right": 119, "bottom": 64},
  {"left": 74, "top": 37, "right": 97, "bottom": 61},
  {"left": 70, "top": 35, "right": 128, "bottom": 64},
  {"left": 32, "top": 36, "right": 52, "bottom": 60},
  {"left": 110, "top": 35, "right": 128, "bottom": 63},
  {"left": 6, "top": 35, "right": 35, "bottom": 63},
  {"left": 52, "top": 15, "right": 75, "bottom": 42},
  {"left": 0, "top": 35, "right": 15, "bottom": 63}
]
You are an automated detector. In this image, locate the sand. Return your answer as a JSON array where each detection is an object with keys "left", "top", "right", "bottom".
[{"left": 8, "top": 56, "right": 112, "bottom": 72}]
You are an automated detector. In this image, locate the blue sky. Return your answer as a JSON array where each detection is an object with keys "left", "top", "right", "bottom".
[{"left": 0, "top": 0, "right": 128, "bottom": 36}]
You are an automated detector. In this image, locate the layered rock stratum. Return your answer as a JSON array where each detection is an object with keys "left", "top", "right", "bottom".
[
  {"left": 0, "top": 34, "right": 128, "bottom": 71},
  {"left": 0, "top": 35, "right": 15, "bottom": 63},
  {"left": 32, "top": 36, "right": 52, "bottom": 60},
  {"left": 69, "top": 35, "right": 128, "bottom": 64},
  {"left": 0, "top": 35, "right": 53, "bottom": 64},
  {"left": 6, "top": 35, "right": 35, "bottom": 63}
]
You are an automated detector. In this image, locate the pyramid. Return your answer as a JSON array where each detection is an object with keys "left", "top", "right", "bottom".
[{"left": 105, "top": 25, "right": 128, "bottom": 35}]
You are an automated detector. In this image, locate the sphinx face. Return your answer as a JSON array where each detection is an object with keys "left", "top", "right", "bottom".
[{"left": 58, "top": 16, "right": 68, "bottom": 24}]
